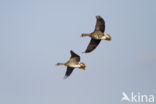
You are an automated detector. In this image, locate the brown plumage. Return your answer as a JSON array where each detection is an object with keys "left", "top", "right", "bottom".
[
  {"left": 56, "top": 50, "right": 86, "bottom": 78},
  {"left": 81, "top": 16, "right": 111, "bottom": 53},
  {"left": 84, "top": 38, "right": 101, "bottom": 53}
]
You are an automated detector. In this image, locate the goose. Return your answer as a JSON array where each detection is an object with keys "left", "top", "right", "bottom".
[
  {"left": 56, "top": 50, "right": 86, "bottom": 78},
  {"left": 81, "top": 16, "right": 111, "bottom": 53}
]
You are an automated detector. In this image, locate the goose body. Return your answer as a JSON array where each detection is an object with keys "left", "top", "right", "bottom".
[
  {"left": 56, "top": 50, "right": 86, "bottom": 78},
  {"left": 81, "top": 16, "right": 111, "bottom": 53}
]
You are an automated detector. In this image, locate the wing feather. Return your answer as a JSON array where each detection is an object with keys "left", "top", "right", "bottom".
[
  {"left": 64, "top": 67, "right": 74, "bottom": 78},
  {"left": 85, "top": 38, "right": 101, "bottom": 53},
  {"left": 95, "top": 16, "right": 105, "bottom": 33},
  {"left": 70, "top": 50, "right": 80, "bottom": 62}
]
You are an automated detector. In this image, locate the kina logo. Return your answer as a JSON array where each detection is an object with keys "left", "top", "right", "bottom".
[{"left": 121, "top": 92, "right": 155, "bottom": 103}]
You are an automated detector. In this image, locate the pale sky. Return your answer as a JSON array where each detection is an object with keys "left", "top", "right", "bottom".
[{"left": 0, "top": 0, "right": 156, "bottom": 104}]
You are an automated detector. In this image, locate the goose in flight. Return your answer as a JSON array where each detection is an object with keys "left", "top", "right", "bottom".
[
  {"left": 81, "top": 16, "right": 111, "bottom": 53},
  {"left": 56, "top": 50, "right": 86, "bottom": 78}
]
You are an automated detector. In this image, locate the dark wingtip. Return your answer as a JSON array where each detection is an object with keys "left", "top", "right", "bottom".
[
  {"left": 70, "top": 50, "right": 73, "bottom": 53},
  {"left": 70, "top": 50, "right": 75, "bottom": 55},
  {"left": 85, "top": 50, "right": 91, "bottom": 53},
  {"left": 64, "top": 76, "right": 68, "bottom": 79},
  {"left": 96, "top": 15, "right": 102, "bottom": 19},
  {"left": 82, "top": 51, "right": 90, "bottom": 53},
  {"left": 70, "top": 50, "right": 77, "bottom": 55}
]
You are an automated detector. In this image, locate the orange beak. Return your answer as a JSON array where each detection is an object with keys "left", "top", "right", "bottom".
[
  {"left": 105, "top": 34, "right": 111, "bottom": 41},
  {"left": 81, "top": 67, "right": 86, "bottom": 70}
]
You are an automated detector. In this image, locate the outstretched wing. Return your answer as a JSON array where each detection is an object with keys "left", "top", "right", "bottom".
[
  {"left": 95, "top": 16, "right": 105, "bottom": 33},
  {"left": 70, "top": 50, "right": 80, "bottom": 62},
  {"left": 64, "top": 67, "right": 74, "bottom": 79},
  {"left": 85, "top": 38, "right": 101, "bottom": 53}
]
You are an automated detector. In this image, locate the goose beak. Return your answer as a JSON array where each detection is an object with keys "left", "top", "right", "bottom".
[
  {"left": 105, "top": 34, "right": 111, "bottom": 41},
  {"left": 81, "top": 67, "right": 86, "bottom": 70}
]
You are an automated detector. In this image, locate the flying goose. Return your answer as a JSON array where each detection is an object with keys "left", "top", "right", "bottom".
[
  {"left": 56, "top": 50, "right": 86, "bottom": 78},
  {"left": 81, "top": 16, "right": 111, "bottom": 53}
]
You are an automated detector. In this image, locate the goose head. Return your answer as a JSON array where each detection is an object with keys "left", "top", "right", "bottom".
[
  {"left": 102, "top": 34, "right": 111, "bottom": 41},
  {"left": 79, "top": 62, "right": 86, "bottom": 70}
]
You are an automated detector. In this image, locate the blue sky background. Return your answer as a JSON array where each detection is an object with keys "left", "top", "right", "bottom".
[{"left": 0, "top": 0, "right": 156, "bottom": 104}]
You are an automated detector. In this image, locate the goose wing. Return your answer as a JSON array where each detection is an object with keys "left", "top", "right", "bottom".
[
  {"left": 85, "top": 38, "right": 101, "bottom": 53},
  {"left": 64, "top": 67, "right": 74, "bottom": 78},
  {"left": 95, "top": 16, "right": 105, "bottom": 33},
  {"left": 70, "top": 50, "right": 80, "bottom": 62}
]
